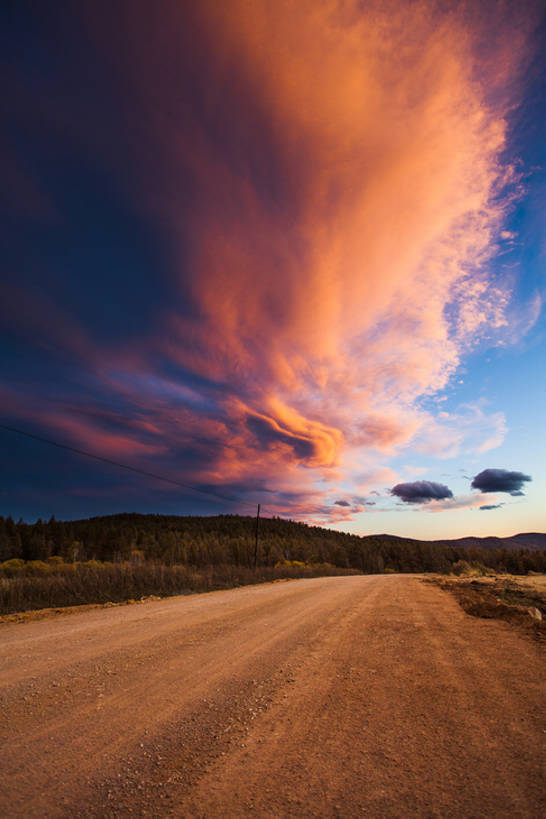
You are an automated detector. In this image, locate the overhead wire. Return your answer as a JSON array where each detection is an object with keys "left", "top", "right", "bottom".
[{"left": 0, "top": 423, "right": 265, "bottom": 515}]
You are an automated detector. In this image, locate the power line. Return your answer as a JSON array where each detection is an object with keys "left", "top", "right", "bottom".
[{"left": 0, "top": 423, "right": 263, "bottom": 513}]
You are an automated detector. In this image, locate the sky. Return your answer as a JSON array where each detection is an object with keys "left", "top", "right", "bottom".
[{"left": 1, "top": 0, "right": 545, "bottom": 538}]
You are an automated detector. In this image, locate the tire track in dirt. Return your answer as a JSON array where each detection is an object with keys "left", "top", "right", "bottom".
[
  {"left": 403, "top": 583, "right": 544, "bottom": 817},
  {"left": 0, "top": 576, "right": 544, "bottom": 817},
  {"left": 174, "top": 577, "right": 545, "bottom": 818},
  {"left": 0, "top": 577, "right": 375, "bottom": 816}
]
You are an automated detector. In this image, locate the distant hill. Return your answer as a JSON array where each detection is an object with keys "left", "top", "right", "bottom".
[
  {"left": 1, "top": 514, "right": 544, "bottom": 574},
  {"left": 434, "top": 533, "right": 546, "bottom": 552},
  {"left": 371, "top": 532, "right": 546, "bottom": 552}
]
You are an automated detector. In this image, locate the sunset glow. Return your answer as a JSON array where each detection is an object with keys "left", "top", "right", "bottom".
[{"left": 2, "top": 1, "right": 545, "bottom": 537}]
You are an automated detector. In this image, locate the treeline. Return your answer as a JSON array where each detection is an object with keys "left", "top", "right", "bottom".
[{"left": 1, "top": 513, "right": 545, "bottom": 575}]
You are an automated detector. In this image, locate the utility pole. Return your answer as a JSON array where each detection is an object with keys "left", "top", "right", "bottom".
[{"left": 253, "top": 503, "right": 260, "bottom": 569}]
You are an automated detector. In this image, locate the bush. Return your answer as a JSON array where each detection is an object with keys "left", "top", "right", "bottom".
[
  {"left": 452, "top": 560, "right": 472, "bottom": 576},
  {"left": 452, "top": 560, "right": 488, "bottom": 577},
  {"left": 0, "top": 559, "right": 26, "bottom": 577},
  {"left": 81, "top": 560, "right": 105, "bottom": 570},
  {"left": 25, "top": 561, "right": 52, "bottom": 576}
]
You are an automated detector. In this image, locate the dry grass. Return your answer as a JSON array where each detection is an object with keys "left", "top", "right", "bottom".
[
  {"left": 426, "top": 573, "right": 545, "bottom": 640},
  {"left": 0, "top": 560, "right": 358, "bottom": 616}
]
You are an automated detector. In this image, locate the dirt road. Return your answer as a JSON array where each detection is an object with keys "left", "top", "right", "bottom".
[{"left": 1, "top": 575, "right": 544, "bottom": 817}]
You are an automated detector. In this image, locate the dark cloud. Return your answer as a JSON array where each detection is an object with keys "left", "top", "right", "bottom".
[
  {"left": 471, "top": 468, "right": 531, "bottom": 495},
  {"left": 332, "top": 496, "right": 376, "bottom": 515},
  {"left": 479, "top": 503, "right": 504, "bottom": 511},
  {"left": 336, "top": 496, "right": 375, "bottom": 508},
  {"left": 390, "top": 480, "right": 453, "bottom": 504}
]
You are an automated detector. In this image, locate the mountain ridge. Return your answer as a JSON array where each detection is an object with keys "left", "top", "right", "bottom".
[{"left": 372, "top": 531, "right": 546, "bottom": 552}]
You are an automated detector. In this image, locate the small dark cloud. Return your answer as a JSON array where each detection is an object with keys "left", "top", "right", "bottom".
[
  {"left": 335, "top": 495, "right": 376, "bottom": 511},
  {"left": 471, "top": 468, "right": 531, "bottom": 496},
  {"left": 390, "top": 480, "right": 453, "bottom": 504},
  {"left": 479, "top": 503, "right": 504, "bottom": 511}
]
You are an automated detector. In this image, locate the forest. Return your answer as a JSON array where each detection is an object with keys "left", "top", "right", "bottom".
[{"left": 1, "top": 513, "right": 545, "bottom": 575}]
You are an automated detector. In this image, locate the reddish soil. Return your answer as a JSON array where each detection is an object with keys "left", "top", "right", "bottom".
[{"left": 0, "top": 575, "right": 544, "bottom": 817}]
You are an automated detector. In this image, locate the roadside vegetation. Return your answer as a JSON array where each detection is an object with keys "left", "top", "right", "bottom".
[
  {"left": 1, "top": 514, "right": 544, "bottom": 615},
  {"left": 426, "top": 569, "right": 545, "bottom": 639},
  {"left": 0, "top": 558, "right": 356, "bottom": 615}
]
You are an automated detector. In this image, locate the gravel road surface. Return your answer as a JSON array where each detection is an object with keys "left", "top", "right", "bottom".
[{"left": 1, "top": 575, "right": 544, "bottom": 817}]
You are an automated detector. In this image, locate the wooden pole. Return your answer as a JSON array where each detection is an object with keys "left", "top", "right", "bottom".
[{"left": 253, "top": 503, "right": 260, "bottom": 569}]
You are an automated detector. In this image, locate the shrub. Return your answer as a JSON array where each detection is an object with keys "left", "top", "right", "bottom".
[
  {"left": 452, "top": 560, "right": 488, "bottom": 577},
  {"left": 25, "top": 561, "right": 52, "bottom": 576},
  {"left": 81, "top": 560, "right": 105, "bottom": 570},
  {"left": 451, "top": 560, "right": 470, "bottom": 576},
  {"left": 0, "top": 559, "right": 26, "bottom": 577}
]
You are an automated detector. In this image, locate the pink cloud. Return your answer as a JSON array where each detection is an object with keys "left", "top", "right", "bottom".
[
  {"left": 0, "top": 385, "right": 167, "bottom": 462},
  {"left": 45, "top": 415, "right": 167, "bottom": 459}
]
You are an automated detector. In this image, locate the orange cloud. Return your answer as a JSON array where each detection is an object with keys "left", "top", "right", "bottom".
[
  {"left": 155, "top": 2, "right": 532, "bottom": 403},
  {"left": 240, "top": 397, "right": 343, "bottom": 467}
]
